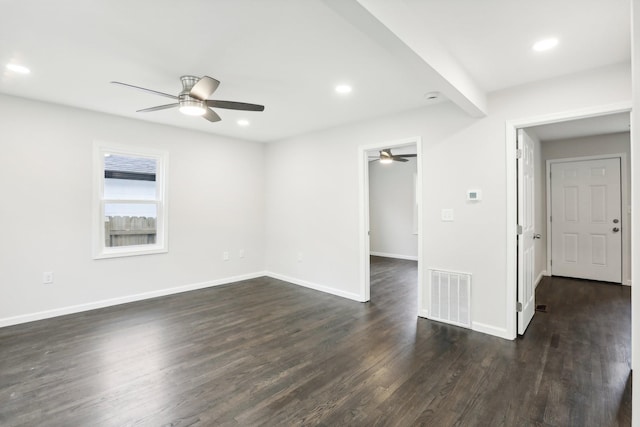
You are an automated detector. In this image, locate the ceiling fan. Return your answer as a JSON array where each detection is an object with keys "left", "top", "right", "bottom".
[
  {"left": 111, "top": 75, "right": 265, "bottom": 123},
  {"left": 372, "top": 149, "right": 417, "bottom": 164}
]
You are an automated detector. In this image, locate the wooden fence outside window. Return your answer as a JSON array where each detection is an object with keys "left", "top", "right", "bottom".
[{"left": 105, "top": 216, "right": 156, "bottom": 247}]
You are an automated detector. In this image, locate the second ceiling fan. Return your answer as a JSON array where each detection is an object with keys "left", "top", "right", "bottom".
[
  {"left": 111, "top": 75, "right": 265, "bottom": 123},
  {"left": 373, "top": 149, "right": 417, "bottom": 163}
]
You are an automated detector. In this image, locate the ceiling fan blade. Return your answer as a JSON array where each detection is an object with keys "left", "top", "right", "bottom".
[
  {"left": 206, "top": 100, "right": 265, "bottom": 111},
  {"left": 391, "top": 157, "right": 409, "bottom": 162},
  {"left": 136, "top": 103, "right": 179, "bottom": 113},
  {"left": 190, "top": 76, "right": 220, "bottom": 100},
  {"left": 202, "top": 108, "right": 221, "bottom": 122},
  {"left": 399, "top": 154, "right": 417, "bottom": 157},
  {"left": 111, "top": 81, "right": 178, "bottom": 100}
]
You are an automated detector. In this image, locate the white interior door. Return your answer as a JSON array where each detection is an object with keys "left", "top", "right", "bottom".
[
  {"left": 517, "top": 129, "right": 535, "bottom": 334},
  {"left": 550, "top": 158, "right": 622, "bottom": 283}
]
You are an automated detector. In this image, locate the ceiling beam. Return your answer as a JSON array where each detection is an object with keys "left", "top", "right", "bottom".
[{"left": 324, "top": 0, "right": 487, "bottom": 117}]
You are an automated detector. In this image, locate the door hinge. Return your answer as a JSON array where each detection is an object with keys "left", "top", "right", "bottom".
[
  {"left": 516, "top": 149, "right": 523, "bottom": 159},
  {"left": 516, "top": 302, "right": 523, "bottom": 312},
  {"left": 517, "top": 225, "right": 523, "bottom": 235},
  {"left": 550, "top": 259, "right": 552, "bottom": 266}
]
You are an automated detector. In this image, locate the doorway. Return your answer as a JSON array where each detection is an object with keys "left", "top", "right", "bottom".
[
  {"left": 517, "top": 129, "right": 629, "bottom": 334},
  {"left": 506, "top": 103, "right": 632, "bottom": 339},
  {"left": 358, "top": 137, "right": 423, "bottom": 312}
]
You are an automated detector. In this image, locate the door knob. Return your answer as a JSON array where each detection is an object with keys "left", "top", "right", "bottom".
[
  {"left": 613, "top": 227, "right": 620, "bottom": 233},
  {"left": 613, "top": 219, "right": 619, "bottom": 224},
  {"left": 533, "top": 234, "right": 542, "bottom": 239}
]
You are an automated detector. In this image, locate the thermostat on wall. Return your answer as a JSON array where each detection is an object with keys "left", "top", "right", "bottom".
[{"left": 467, "top": 190, "right": 482, "bottom": 201}]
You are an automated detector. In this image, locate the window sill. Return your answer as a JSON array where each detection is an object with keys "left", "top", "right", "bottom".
[{"left": 93, "top": 246, "right": 168, "bottom": 260}]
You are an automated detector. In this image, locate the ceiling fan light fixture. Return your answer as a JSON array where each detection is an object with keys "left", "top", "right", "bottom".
[
  {"left": 179, "top": 105, "right": 206, "bottom": 116},
  {"left": 179, "top": 99, "right": 206, "bottom": 116},
  {"left": 379, "top": 150, "right": 393, "bottom": 164}
]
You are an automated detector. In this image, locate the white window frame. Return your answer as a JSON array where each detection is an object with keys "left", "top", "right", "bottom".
[{"left": 92, "top": 141, "right": 169, "bottom": 259}]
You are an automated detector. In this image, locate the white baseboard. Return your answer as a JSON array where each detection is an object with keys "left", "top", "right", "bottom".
[
  {"left": 471, "top": 321, "right": 512, "bottom": 340},
  {"left": 370, "top": 252, "right": 418, "bottom": 261},
  {"left": 0, "top": 271, "right": 267, "bottom": 328},
  {"left": 265, "top": 271, "right": 363, "bottom": 302},
  {"left": 534, "top": 271, "right": 547, "bottom": 289},
  {"left": 624, "top": 280, "right": 631, "bottom": 286},
  {"left": 417, "top": 314, "right": 511, "bottom": 340}
]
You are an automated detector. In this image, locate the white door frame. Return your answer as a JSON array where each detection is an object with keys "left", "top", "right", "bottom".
[
  {"left": 546, "top": 154, "right": 629, "bottom": 284},
  {"left": 505, "top": 101, "right": 632, "bottom": 340},
  {"left": 358, "top": 136, "right": 423, "bottom": 310}
]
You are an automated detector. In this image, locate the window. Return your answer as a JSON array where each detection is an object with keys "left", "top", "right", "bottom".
[{"left": 93, "top": 142, "right": 168, "bottom": 258}]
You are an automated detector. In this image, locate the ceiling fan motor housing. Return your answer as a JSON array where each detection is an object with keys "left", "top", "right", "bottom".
[
  {"left": 180, "top": 75, "right": 199, "bottom": 93},
  {"left": 179, "top": 76, "right": 206, "bottom": 112}
]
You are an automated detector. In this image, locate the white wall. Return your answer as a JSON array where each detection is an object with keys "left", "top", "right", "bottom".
[
  {"left": 0, "top": 94, "right": 266, "bottom": 325},
  {"left": 264, "top": 63, "right": 631, "bottom": 338},
  {"left": 630, "top": 0, "right": 639, "bottom": 421},
  {"left": 540, "top": 132, "right": 632, "bottom": 285},
  {"left": 368, "top": 157, "right": 418, "bottom": 259}
]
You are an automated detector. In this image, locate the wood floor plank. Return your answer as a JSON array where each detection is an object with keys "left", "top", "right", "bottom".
[{"left": 0, "top": 258, "right": 631, "bottom": 426}]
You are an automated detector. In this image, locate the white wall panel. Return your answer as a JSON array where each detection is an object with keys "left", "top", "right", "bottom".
[
  {"left": 564, "top": 187, "right": 579, "bottom": 221},
  {"left": 590, "top": 234, "right": 607, "bottom": 265},
  {"left": 0, "top": 95, "right": 266, "bottom": 323},
  {"left": 265, "top": 63, "right": 631, "bottom": 334}
]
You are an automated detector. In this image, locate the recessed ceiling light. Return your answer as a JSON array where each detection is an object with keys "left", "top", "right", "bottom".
[
  {"left": 532, "top": 38, "right": 558, "bottom": 52},
  {"left": 6, "top": 63, "right": 30, "bottom": 74},
  {"left": 335, "top": 84, "right": 352, "bottom": 94},
  {"left": 237, "top": 119, "right": 250, "bottom": 126}
]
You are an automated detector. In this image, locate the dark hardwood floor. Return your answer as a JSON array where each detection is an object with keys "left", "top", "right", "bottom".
[{"left": 0, "top": 257, "right": 631, "bottom": 426}]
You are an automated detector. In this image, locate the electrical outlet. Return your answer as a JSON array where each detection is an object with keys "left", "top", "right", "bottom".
[
  {"left": 43, "top": 272, "right": 54, "bottom": 284},
  {"left": 239, "top": 249, "right": 245, "bottom": 258},
  {"left": 223, "top": 251, "right": 229, "bottom": 261}
]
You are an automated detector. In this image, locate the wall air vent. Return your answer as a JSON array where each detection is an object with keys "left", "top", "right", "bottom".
[{"left": 428, "top": 269, "right": 471, "bottom": 328}]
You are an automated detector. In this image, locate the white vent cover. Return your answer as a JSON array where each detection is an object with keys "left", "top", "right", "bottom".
[{"left": 428, "top": 269, "right": 471, "bottom": 328}]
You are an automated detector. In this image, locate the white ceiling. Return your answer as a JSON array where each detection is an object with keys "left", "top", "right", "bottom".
[
  {"left": 0, "top": 0, "right": 631, "bottom": 142},
  {"left": 406, "top": 0, "right": 631, "bottom": 92},
  {"left": 527, "top": 112, "right": 631, "bottom": 142}
]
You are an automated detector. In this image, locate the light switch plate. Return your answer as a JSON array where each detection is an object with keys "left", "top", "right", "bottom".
[
  {"left": 441, "top": 208, "right": 454, "bottom": 221},
  {"left": 43, "top": 272, "right": 54, "bottom": 284}
]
